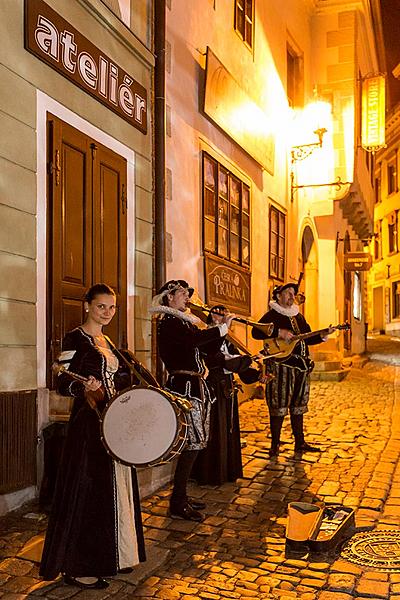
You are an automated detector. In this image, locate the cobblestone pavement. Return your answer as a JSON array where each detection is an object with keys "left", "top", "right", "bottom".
[{"left": 1, "top": 336, "right": 400, "bottom": 599}]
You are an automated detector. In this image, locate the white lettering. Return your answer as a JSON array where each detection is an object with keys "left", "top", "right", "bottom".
[
  {"left": 119, "top": 76, "right": 134, "bottom": 116},
  {"left": 99, "top": 56, "right": 108, "bottom": 97},
  {"left": 135, "top": 94, "right": 146, "bottom": 123},
  {"left": 60, "top": 30, "right": 77, "bottom": 73},
  {"left": 35, "top": 15, "right": 59, "bottom": 60},
  {"left": 78, "top": 52, "right": 98, "bottom": 89},
  {"left": 109, "top": 63, "right": 118, "bottom": 105}
]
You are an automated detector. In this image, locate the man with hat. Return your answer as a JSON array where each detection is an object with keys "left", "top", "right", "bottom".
[
  {"left": 150, "top": 281, "right": 235, "bottom": 521},
  {"left": 252, "top": 282, "right": 332, "bottom": 457}
]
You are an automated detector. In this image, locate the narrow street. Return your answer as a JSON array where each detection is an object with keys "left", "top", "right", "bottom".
[{"left": 1, "top": 336, "right": 400, "bottom": 599}]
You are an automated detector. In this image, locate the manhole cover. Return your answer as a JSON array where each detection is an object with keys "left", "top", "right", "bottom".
[{"left": 341, "top": 530, "right": 400, "bottom": 571}]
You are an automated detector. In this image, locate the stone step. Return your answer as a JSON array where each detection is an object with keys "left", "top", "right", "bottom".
[
  {"left": 310, "top": 368, "right": 351, "bottom": 382},
  {"left": 313, "top": 360, "right": 343, "bottom": 371}
]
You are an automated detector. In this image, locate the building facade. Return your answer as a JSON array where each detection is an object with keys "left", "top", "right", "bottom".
[
  {"left": 164, "top": 0, "right": 383, "bottom": 358},
  {"left": 368, "top": 104, "right": 400, "bottom": 335},
  {"left": 0, "top": 0, "right": 156, "bottom": 513}
]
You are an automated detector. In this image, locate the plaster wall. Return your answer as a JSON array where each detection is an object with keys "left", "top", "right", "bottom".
[{"left": 0, "top": 0, "right": 154, "bottom": 391}]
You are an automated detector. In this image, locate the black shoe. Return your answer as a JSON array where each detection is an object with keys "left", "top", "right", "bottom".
[
  {"left": 294, "top": 442, "right": 321, "bottom": 453},
  {"left": 170, "top": 503, "right": 204, "bottom": 521},
  {"left": 188, "top": 498, "right": 206, "bottom": 510},
  {"left": 64, "top": 575, "right": 109, "bottom": 589},
  {"left": 118, "top": 567, "right": 134, "bottom": 574},
  {"left": 268, "top": 444, "right": 280, "bottom": 457}
]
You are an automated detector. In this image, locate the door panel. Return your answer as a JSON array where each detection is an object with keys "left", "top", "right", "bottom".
[{"left": 47, "top": 114, "right": 128, "bottom": 386}]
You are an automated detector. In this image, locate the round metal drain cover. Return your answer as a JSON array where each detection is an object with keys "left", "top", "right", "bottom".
[{"left": 341, "top": 530, "right": 400, "bottom": 571}]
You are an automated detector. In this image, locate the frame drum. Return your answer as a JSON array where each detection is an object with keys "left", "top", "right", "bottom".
[{"left": 101, "top": 386, "right": 188, "bottom": 467}]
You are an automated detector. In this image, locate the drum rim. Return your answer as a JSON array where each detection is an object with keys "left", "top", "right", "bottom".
[{"left": 100, "top": 384, "right": 185, "bottom": 467}]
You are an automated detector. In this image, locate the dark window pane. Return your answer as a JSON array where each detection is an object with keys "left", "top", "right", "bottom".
[
  {"left": 230, "top": 205, "right": 240, "bottom": 234},
  {"left": 218, "top": 198, "right": 228, "bottom": 228},
  {"left": 242, "top": 213, "right": 249, "bottom": 239},
  {"left": 218, "top": 227, "right": 228, "bottom": 257},
  {"left": 204, "top": 188, "right": 216, "bottom": 219},
  {"left": 231, "top": 233, "right": 239, "bottom": 262},
  {"left": 242, "top": 240, "right": 250, "bottom": 265},
  {"left": 242, "top": 186, "right": 249, "bottom": 212},
  {"left": 204, "top": 219, "right": 215, "bottom": 252},
  {"left": 230, "top": 177, "right": 240, "bottom": 206},
  {"left": 204, "top": 157, "right": 216, "bottom": 190},
  {"left": 245, "top": 0, "right": 252, "bottom": 20},
  {"left": 245, "top": 20, "right": 252, "bottom": 46},
  {"left": 219, "top": 169, "right": 228, "bottom": 198}
]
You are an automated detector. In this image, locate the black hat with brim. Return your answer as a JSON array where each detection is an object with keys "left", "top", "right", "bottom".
[
  {"left": 157, "top": 279, "right": 194, "bottom": 298},
  {"left": 272, "top": 282, "right": 299, "bottom": 300}
]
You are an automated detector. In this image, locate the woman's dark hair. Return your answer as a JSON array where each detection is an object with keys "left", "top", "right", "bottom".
[{"left": 84, "top": 283, "right": 116, "bottom": 303}]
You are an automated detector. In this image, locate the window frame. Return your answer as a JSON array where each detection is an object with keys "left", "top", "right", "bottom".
[
  {"left": 269, "top": 205, "right": 286, "bottom": 281},
  {"left": 387, "top": 153, "right": 398, "bottom": 196},
  {"left": 392, "top": 280, "right": 400, "bottom": 319},
  {"left": 374, "top": 220, "right": 382, "bottom": 261},
  {"left": 202, "top": 152, "right": 251, "bottom": 268},
  {"left": 234, "top": 0, "right": 254, "bottom": 50},
  {"left": 388, "top": 211, "right": 398, "bottom": 255}
]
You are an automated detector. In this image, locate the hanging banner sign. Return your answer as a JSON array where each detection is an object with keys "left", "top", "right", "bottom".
[
  {"left": 361, "top": 75, "right": 385, "bottom": 151},
  {"left": 24, "top": 0, "right": 147, "bottom": 133},
  {"left": 344, "top": 252, "right": 372, "bottom": 271}
]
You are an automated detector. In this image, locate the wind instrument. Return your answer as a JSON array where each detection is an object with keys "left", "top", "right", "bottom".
[{"left": 188, "top": 300, "right": 274, "bottom": 337}]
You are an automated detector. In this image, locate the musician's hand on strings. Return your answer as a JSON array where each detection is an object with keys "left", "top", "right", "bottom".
[
  {"left": 321, "top": 325, "right": 335, "bottom": 342},
  {"left": 278, "top": 328, "right": 294, "bottom": 341}
]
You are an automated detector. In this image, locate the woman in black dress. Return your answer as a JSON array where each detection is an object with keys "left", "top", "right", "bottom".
[{"left": 40, "top": 284, "right": 146, "bottom": 589}]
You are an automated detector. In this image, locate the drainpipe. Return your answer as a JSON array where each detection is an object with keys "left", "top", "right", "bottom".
[{"left": 154, "top": 0, "right": 166, "bottom": 381}]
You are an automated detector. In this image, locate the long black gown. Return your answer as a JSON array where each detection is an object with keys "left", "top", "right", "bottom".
[
  {"left": 40, "top": 327, "right": 146, "bottom": 580},
  {"left": 192, "top": 339, "right": 258, "bottom": 485}
]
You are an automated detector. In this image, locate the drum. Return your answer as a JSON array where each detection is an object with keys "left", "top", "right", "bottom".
[{"left": 101, "top": 386, "right": 188, "bottom": 467}]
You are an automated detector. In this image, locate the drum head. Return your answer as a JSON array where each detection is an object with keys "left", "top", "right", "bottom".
[{"left": 102, "top": 387, "right": 179, "bottom": 466}]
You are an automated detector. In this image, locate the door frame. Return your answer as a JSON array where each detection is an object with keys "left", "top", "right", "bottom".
[{"left": 36, "top": 90, "right": 136, "bottom": 388}]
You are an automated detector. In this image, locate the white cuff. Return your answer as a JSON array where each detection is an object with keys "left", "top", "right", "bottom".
[{"left": 217, "top": 323, "right": 228, "bottom": 336}]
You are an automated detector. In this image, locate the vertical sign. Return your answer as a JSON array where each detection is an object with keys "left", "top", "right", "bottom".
[{"left": 361, "top": 75, "right": 385, "bottom": 152}]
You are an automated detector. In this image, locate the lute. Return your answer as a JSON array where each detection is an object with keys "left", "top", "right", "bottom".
[{"left": 263, "top": 322, "right": 350, "bottom": 360}]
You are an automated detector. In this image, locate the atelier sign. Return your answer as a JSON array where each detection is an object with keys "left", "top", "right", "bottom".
[
  {"left": 24, "top": 0, "right": 147, "bottom": 133},
  {"left": 344, "top": 252, "right": 372, "bottom": 272},
  {"left": 205, "top": 255, "right": 251, "bottom": 315}
]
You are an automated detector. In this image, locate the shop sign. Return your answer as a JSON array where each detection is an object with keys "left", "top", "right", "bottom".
[
  {"left": 205, "top": 255, "right": 251, "bottom": 315},
  {"left": 344, "top": 252, "right": 372, "bottom": 271},
  {"left": 361, "top": 74, "right": 385, "bottom": 151},
  {"left": 24, "top": 0, "right": 147, "bottom": 133},
  {"left": 204, "top": 48, "right": 275, "bottom": 174}
]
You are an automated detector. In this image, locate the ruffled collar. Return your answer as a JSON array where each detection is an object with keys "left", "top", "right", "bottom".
[
  {"left": 149, "top": 304, "right": 201, "bottom": 325},
  {"left": 269, "top": 300, "right": 299, "bottom": 317}
]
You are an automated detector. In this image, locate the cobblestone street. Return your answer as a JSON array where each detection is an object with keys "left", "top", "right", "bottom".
[{"left": 1, "top": 336, "right": 400, "bottom": 599}]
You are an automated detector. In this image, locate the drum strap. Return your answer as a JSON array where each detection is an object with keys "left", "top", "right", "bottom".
[{"left": 170, "top": 370, "right": 206, "bottom": 403}]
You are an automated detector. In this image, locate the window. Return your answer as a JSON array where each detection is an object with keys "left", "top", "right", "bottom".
[
  {"left": 269, "top": 206, "right": 286, "bottom": 280},
  {"left": 388, "top": 154, "right": 398, "bottom": 195},
  {"left": 393, "top": 281, "right": 400, "bottom": 318},
  {"left": 286, "top": 44, "right": 303, "bottom": 108},
  {"left": 234, "top": 0, "right": 253, "bottom": 48},
  {"left": 374, "top": 175, "right": 381, "bottom": 204},
  {"left": 203, "top": 153, "right": 250, "bottom": 267},
  {"left": 388, "top": 211, "right": 398, "bottom": 255},
  {"left": 374, "top": 220, "right": 382, "bottom": 260}
]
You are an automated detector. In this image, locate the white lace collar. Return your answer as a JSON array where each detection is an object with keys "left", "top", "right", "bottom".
[
  {"left": 149, "top": 304, "right": 201, "bottom": 325},
  {"left": 269, "top": 300, "right": 299, "bottom": 318}
]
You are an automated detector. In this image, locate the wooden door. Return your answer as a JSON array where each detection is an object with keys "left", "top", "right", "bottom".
[{"left": 47, "top": 115, "right": 127, "bottom": 385}]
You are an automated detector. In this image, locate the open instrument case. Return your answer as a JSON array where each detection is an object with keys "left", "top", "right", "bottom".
[{"left": 285, "top": 502, "right": 355, "bottom": 556}]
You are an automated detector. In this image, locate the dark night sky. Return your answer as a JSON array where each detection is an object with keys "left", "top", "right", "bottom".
[{"left": 380, "top": 0, "right": 400, "bottom": 109}]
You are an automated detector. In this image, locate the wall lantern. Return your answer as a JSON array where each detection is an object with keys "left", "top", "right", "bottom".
[{"left": 290, "top": 127, "right": 351, "bottom": 202}]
